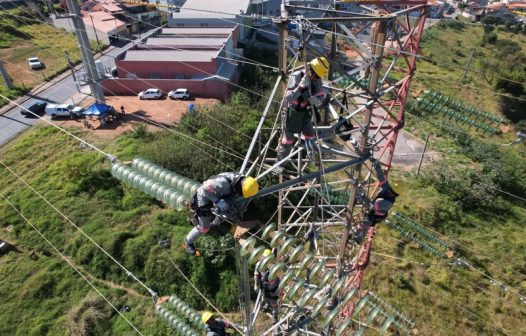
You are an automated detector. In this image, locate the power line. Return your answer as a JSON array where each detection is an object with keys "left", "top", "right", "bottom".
[
  {"left": 378, "top": 254, "right": 512, "bottom": 336},
  {"left": 416, "top": 72, "right": 526, "bottom": 103},
  {"left": 7, "top": 3, "right": 526, "bottom": 111},
  {"left": 2, "top": 10, "right": 281, "bottom": 104},
  {"left": 0, "top": 34, "right": 255, "bottom": 172},
  {"left": 0, "top": 93, "right": 113, "bottom": 157},
  {"left": 310, "top": 17, "right": 526, "bottom": 87},
  {"left": 0, "top": 159, "right": 157, "bottom": 299},
  {"left": 0, "top": 192, "right": 145, "bottom": 336}
]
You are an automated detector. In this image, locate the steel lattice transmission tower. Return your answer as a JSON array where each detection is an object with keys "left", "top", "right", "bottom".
[{"left": 239, "top": 1, "right": 427, "bottom": 334}]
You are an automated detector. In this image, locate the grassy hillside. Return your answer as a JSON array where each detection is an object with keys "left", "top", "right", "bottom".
[
  {"left": 361, "top": 19, "right": 526, "bottom": 335},
  {"left": 0, "top": 8, "right": 99, "bottom": 107},
  {"left": 0, "top": 22, "right": 525, "bottom": 336}
]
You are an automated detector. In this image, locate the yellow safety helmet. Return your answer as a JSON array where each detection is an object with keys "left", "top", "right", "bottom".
[
  {"left": 309, "top": 57, "right": 330, "bottom": 79},
  {"left": 241, "top": 176, "right": 259, "bottom": 198},
  {"left": 263, "top": 249, "right": 272, "bottom": 257},
  {"left": 202, "top": 311, "right": 214, "bottom": 324}
]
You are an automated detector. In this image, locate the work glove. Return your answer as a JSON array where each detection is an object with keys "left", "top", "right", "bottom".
[
  {"left": 215, "top": 199, "right": 230, "bottom": 214},
  {"left": 298, "top": 74, "right": 311, "bottom": 90},
  {"left": 308, "top": 95, "right": 323, "bottom": 108}
]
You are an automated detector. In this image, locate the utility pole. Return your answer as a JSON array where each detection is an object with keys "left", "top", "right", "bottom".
[
  {"left": 0, "top": 60, "right": 13, "bottom": 89},
  {"left": 338, "top": 19, "right": 388, "bottom": 276},
  {"left": 461, "top": 48, "right": 475, "bottom": 82},
  {"left": 89, "top": 14, "right": 102, "bottom": 52},
  {"left": 416, "top": 132, "right": 430, "bottom": 176},
  {"left": 65, "top": 0, "right": 105, "bottom": 103}
]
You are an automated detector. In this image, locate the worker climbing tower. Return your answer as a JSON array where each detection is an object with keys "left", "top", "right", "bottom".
[{"left": 238, "top": 1, "right": 428, "bottom": 334}]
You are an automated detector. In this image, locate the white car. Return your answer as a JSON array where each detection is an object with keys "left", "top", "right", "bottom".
[
  {"left": 27, "top": 57, "right": 43, "bottom": 69},
  {"left": 138, "top": 88, "right": 163, "bottom": 100},
  {"left": 168, "top": 88, "right": 190, "bottom": 100},
  {"left": 45, "top": 104, "right": 84, "bottom": 119}
]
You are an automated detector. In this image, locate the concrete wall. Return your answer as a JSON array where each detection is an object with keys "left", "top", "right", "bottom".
[{"left": 101, "top": 77, "right": 235, "bottom": 100}]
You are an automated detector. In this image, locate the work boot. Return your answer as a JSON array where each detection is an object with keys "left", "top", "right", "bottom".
[
  {"left": 185, "top": 239, "right": 197, "bottom": 255},
  {"left": 352, "top": 221, "right": 370, "bottom": 244}
]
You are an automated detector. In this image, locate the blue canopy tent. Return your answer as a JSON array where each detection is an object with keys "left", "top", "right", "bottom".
[{"left": 82, "top": 103, "right": 113, "bottom": 118}]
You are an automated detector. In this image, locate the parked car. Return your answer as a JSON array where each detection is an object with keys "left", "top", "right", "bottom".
[
  {"left": 20, "top": 100, "right": 47, "bottom": 118},
  {"left": 168, "top": 88, "right": 190, "bottom": 100},
  {"left": 27, "top": 57, "right": 43, "bottom": 69},
  {"left": 45, "top": 103, "right": 84, "bottom": 119},
  {"left": 138, "top": 88, "right": 163, "bottom": 100}
]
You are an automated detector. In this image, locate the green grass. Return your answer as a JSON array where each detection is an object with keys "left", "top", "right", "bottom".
[
  {"left": 0, "top": 126, "right": 243, "bottom": 335},
  {"left": 0, "top": 9, "right": 102, "bottom": 107},
  {"left": 412, "top": 23, "right": 526, "bottom": 114}
]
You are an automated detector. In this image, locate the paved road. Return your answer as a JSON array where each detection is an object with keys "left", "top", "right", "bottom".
[{"left": 0, "top": 28, "right": 159, "bottom": 147}]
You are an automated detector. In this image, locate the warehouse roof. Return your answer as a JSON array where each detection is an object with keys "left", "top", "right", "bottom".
[
  {"left": 145, "top": 37, "right": 227, "bottom": 48},
  {"left": 161, "top": 27, "right": 234, "bottom": 36},
  {"left": 171, "top": 0, "right": 250, "bottom": 19}
]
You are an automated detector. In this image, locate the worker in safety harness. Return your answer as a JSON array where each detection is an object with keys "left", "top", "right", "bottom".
[
  {"left": 353, "top": 159, "right": 399, "bottom": 244},
  {"left": 184, "top": 173, "right": 259, "bottom": 255},
  {"left": 275, "top": 57, "right": 329, "bottom": 167},
  {"left": 254, "top": 249, "right": 280, "bottom": 330},
  {"left": 202, "top": 311, "right": 246, "bottom": 336}
]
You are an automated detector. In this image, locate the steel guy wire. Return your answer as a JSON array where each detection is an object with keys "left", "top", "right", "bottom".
[
  {"left": 0, "top": 159, "right": 158, "bottom": 298},
  {"left": 0, "top": 192, "right": 145, "bottom": 336}
]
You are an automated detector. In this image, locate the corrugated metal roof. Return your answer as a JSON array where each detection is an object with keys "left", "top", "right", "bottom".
[
  {"left": 145, "top": 37, "right": 227, "bottom": 47},
  {"left": 171, "top": 0, "right": 250, "bottom": 19},
  {"left": 83, "top": 12, "right": 127, "bottom": 34},
  {"left": 123, "top": 49, "right": 219, "bottom": 62},
  {"left": 161, "top": 27, "right": 234, "bottom": 35}
]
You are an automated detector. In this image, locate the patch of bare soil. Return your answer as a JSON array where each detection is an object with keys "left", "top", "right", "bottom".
[{"left": 48, "top": 96, "right": 219, "bottom": 139}]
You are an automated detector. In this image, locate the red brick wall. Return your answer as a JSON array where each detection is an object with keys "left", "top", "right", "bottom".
[
  {"left": 101, "top": 78, "right": 234, "bottom": 101},
  {"left": 116, "top": 59, "right": 217, "bottom": 79}
]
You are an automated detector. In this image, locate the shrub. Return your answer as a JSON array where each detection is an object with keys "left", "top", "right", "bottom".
[
  {"left": 130, "top": 124, "right": 148, "bottom": 138},
  {"left": 437, "top": 19, "right": 466, "bottom": 31},
  {"left": 480, "top": 31, "right": 497, "bottom": 46},
  {"left": 214, "top": 270, "right": 239, "bottom": 311}
]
